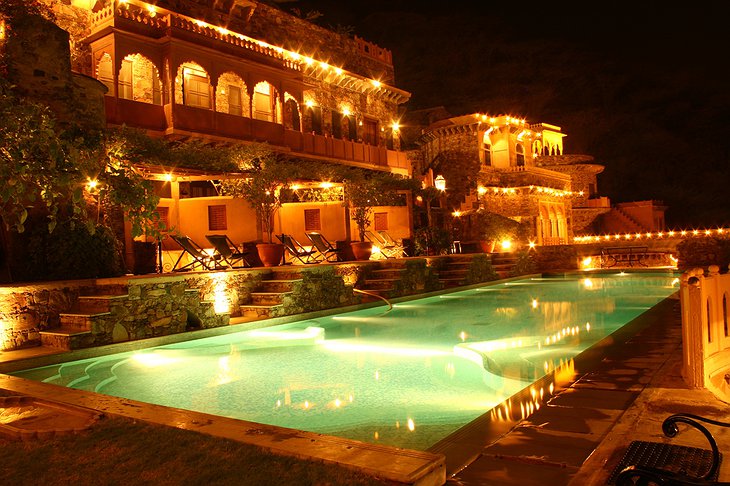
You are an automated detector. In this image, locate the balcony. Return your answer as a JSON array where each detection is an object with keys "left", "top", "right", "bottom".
[{"left": 105, "top": 98, "right": 409, "bottom": 174}]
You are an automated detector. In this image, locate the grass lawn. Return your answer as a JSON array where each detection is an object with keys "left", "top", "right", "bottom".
[{"left": 0, "top": 415, "right": 398, "bottom": 486}]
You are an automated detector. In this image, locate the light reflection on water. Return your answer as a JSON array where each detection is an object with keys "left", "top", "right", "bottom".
[{"left": 12, "top": 271, "right": 678, "bottom": 451}]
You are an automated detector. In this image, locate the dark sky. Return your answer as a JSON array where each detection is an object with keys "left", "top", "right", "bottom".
[{"left": 291, "top": 1, "right": 730, "bottom": 228}]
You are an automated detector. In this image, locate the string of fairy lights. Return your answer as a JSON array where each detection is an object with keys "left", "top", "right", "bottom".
[{"left": 573, "top": 228, "right": 729, "bottom": 244}]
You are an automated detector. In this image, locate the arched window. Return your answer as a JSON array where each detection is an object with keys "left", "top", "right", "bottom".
[
  {"left": 515, "top": 143, "right": 525, "bottom": 167},
  {"left": 253, "top": 81, "right": 277, "bottom": 122},
  {"left": 215, "top": 72, "right": 249, "bottom": 117},
  {"left": 118, "top": 54, "right": 162, "bottom": 104},
  {"left": 175, "top": 62, "right": 210, "bottom": 109},
  {"left": 96, "top": 53, "right": 114, "bottom": 94},
  {"left": 284, "top": 97, "right": 301, "bottom": 131}
]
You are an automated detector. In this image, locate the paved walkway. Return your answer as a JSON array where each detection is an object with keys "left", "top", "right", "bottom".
[{"left": 448, "top": 295, "right": 730, "bottom": 485}]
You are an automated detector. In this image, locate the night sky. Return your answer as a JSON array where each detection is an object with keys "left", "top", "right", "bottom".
[{"left": 291, "top": 1, "right": 730, "bottom": 228}]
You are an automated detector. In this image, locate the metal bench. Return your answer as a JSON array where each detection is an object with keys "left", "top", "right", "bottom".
[
  {"left": 601, "top": 246, "right": 649, "bottom": 268},
  {"left": 609, "top": 413, "right": 730, "bottom": 485}
]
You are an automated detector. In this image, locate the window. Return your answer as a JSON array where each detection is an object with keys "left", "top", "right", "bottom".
[
  {"left": 228, "top": 85, "right": 242, "bottom": 116},
  {"left": 482, "top": 143, "right": 492, "bottom": 166},
  {"left": 304, "top": 209, "right": 321, "bottom": 232},
  {"left": 363, "top": 119, "right": 378, "bottom": 145},
  {"left": 182, "top": 66, "right": 210, "bottom": 108},
  {"left": 331, "top": 111, "right": 342, "bottom": 138},
  {"left": 253, "top": 82, "right": 275, "bottom": 121},
  {"left": 154, "top": 206, "right": 169, "bottom": 230},
  {"left": 344, "top": 115, "right": 357, "bottom": 140},
  {"left": 515, "top": 143, "right": 525, "bottom": 167},
  {"left": 208, "top": 205, "right": 227, "bottom": 231},
  {"left": 119, "top": 59, "right": 133, "bottom": 100},
  {"left": 374, "top": 212, "right": 388, "bottom": 231},
  {"left": 307, "top": 106, "right": 323, "bottom": 135},
  {"left": 284, "top": 99, "right": 300, "bottom": 131}
]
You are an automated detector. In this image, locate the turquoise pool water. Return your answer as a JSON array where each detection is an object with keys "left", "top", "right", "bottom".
[{"left": 12, "top": 271, "right": 678, "bottom": 451}]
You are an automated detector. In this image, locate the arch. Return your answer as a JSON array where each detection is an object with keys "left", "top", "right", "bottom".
[
  {"left": 118, "top": 53, "right": 162, "bottom": 104},
  {"left": 215, "top": 72, "right": 249, "bottom": 116},
  {"left": 96, "top": 53, "right": 114, "bottom": 95},
  {"left": 175, "top": 62, "right": 211, "bottom": 109},
  {"left": 549, "top": 206, "right": 558, "bottom": 238},
  {"left": 539, "top": 205, "right": 551, "bottom": 242},
  {"left": 305, "top": 105, "right": 323, "bottom": 134},
  {"left": 515, "top": 143, "right": 525, "bottom": 167},
  {"left": 283, "top": 95, "right": 301, "bottom": 131},
  {"left": 252, "top": 81, "right": 279, "bottom": 123}
]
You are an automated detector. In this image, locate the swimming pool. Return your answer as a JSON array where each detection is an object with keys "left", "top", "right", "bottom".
[{"left": 12, "top": 271, "right": 678, "bottom": 451}]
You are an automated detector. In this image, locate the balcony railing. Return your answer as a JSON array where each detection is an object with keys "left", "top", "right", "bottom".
[{"left": 105, "top": 98, "right": 409, "bottom": 173}]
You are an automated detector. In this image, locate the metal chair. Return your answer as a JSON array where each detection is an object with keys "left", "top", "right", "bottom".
[
  {"left": 306, "top": 232, "right": 343, "bottom": 262},
  {"left": 205, "top": 234, "right": 253, "bottom": 268},
  {"left": 276, "top": 234, "right": 321, "bottom": 264},
  {"left": 365, "top": 230, "right": 400, "bottom": 259},
  {"left": 170, "top": 235, "right": 222, "bottom": 271}
]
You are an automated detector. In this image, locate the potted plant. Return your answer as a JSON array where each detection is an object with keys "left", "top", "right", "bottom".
[
  {"left": 343, "top": 171, "right": 409, "bottom": 260},
  {"left": 471, "top": 210, "right": 522, "bottom": 253},
  {"left": 219, "top": 144, "right": 291, "bottom": 266}
]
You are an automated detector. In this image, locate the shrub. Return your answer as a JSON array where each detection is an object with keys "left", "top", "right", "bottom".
[
  {"left": 14, "top": 218, "right": 125, "bottom": 281},
  {"left": 676, "top": 236, "right": 730, "bottom": 271},
  {"left": 414, "top": 227, "right": 452, "bottom": 255}
]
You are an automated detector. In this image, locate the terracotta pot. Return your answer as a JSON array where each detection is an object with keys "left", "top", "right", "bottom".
[
  {"left": 350, "top": 241, "right": 373, "bottom": 261},
  {"left": 478, "top": 240, "right": 496, "bottom": 253},
  {"left": 256, "top": 243, "right": 284, "bottom": 267}
]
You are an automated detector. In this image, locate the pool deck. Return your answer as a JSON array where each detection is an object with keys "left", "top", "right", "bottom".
[
  {"left": 2, "top": 288, "right": 729, "bottom": 485},
  {"left": 449, "top": 294, "right": 730, "bottom": 485}
]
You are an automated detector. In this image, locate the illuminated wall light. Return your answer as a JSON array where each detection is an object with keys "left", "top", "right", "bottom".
[
  {"left": 581, "top": 257, "right": 593, "bottom": 268},
  {"left": 371, "top": 79, "right": 381, "bottom": 87},
  {"left": 303, "top": 56, "right": 314, "bottom": 65},
  {"left": 146, "top": 4, "right": 156, "bottom": 17},
  {"left": 391, "top": 122, "right": 400, "bottom": 132},
  {"left": 86, "top": 179, "right": 99, "bottom": 191},
  {"left": 342, "top": 107, "right": 351, "bottom": 116},
  {"left": 334, "top": 67, "right": 343, "bottom": 75},
  {"left": 320, "top": 181, "right": 333, "bottom": 188},
  {"left": 528, "top": 241, "right": 536, "bottom": 249},
  {"left": 452, "top": 211, "right": 461, "bottom": 217},
  {"left": 163, "top": 173, "right": 173, "bottom": 182},
  {"left": 692, "top": 230, "right": 699, "bottom": 236},
  {"left": 407, "top": 418, "right": 415, "bottom": 431},
  {"left": 500, "top": 240, "right": 512, "bottom": 251},
  {"left": 531, "top": 299, "right": 538, "bottom": 309}
]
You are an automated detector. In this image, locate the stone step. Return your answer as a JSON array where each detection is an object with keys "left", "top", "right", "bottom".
[
  {"left": 438, "top": 269, "right": 468, "bottom": 278},
  {"left": 76, "top": 294, "right": 128, "bottom": 314},
  {"left": 239, "top": 304, "right": 283, "bottom": 319},
  {"left": 58, "top": 312, "right": 110, "bottom": 332},
  {"left": 439, "top": 277, "right": 465, "bottom": 288},
  {"left": 362, "top": 278, "right": 400, "bottom": 290},
  {"left": 368, "top": 269, "right": 405, "bottom": 279},
  {"left": 40, "top": 328, "right": 93, "bottom": 350},
  {"left": 250, "top": 292, "right": 291, "bottom": 306},
  {"left": 257, "top": 279, "right": 302, "bottom": 293}
]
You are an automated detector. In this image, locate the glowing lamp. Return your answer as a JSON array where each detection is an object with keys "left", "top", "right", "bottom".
[
  {"left": 434, "top": 175, "right": 446, "bottom": 191},
  {"left": 500, "top": 240, "right": 512, "bottom": 251}
]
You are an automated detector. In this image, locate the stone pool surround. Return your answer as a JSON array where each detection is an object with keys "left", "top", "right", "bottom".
[
  {"left": 0, "top": 254, "right": 500, "bottom": 352},
  {"left": 0, "top": 274, "right": 535, "bottom": 486}
]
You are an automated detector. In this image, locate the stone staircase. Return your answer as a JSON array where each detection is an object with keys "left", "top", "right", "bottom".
[
  {"left": 357, "top": 265, "right": 406, "bottom": 301},
  {"left": 40, "top": 286, "right": 128, "bottom": 351},
  {"left": 491, "top": 252, "right": 519, "bottom": 279},
  {"left": 239, "top": 268, "right": 301, "bottom": 319},
  {"left": 437, "top": 260, "right": 472, "bottom": 288}
]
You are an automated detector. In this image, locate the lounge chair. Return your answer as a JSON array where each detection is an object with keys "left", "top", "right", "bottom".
[
  {"left": 276, "top": 234, "right": 321, "bottom": 264},
  {"left": 365, "top": 230, "right": 400, "bottom": 259},
  {"left": 170, "top": 235, "right": 223, "bottom": 271},
  {"left": 612, "top": 413, "right": 730, "bottom": 485},
  {"left": 306, "top": 232, "right": 343, "bottom": 262},
  {"left": 205, "top": 234, "right": 253, "bottom": 268},
  {"left": 378, "top": 230, "right": 407, "bottom": 257}
]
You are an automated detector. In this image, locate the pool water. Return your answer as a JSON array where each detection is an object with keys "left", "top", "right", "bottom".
[{"left": 13, "top": 271, "right": 679, "bottom": 451}]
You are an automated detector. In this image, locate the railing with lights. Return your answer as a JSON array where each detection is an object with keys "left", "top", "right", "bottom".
[{"left": 574, "top": 227, "right": 730, "bottom": 244}]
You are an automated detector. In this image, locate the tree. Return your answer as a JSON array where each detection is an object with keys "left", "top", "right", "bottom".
[
  {"left": 218, "top": 143, "right": 294, "bottom": 243},
  {"left": 342, "top": 169, "right": 413, "bottom": 241}
]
